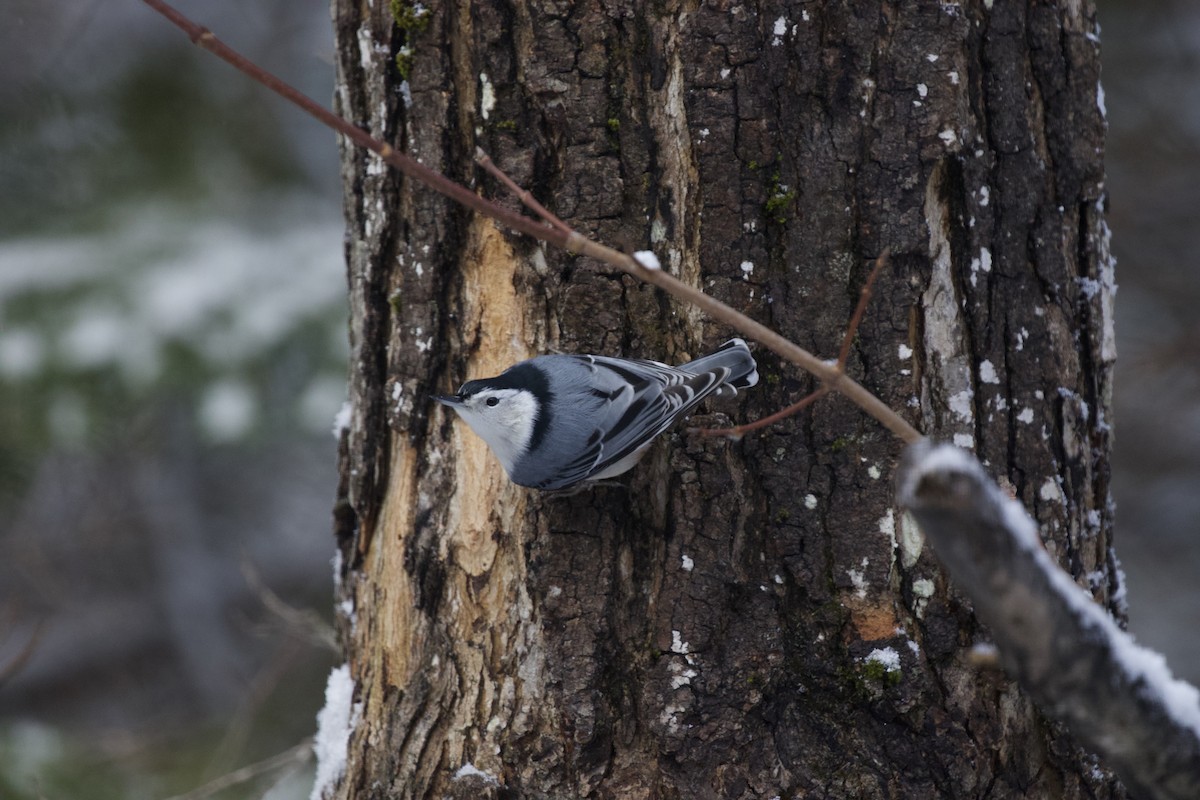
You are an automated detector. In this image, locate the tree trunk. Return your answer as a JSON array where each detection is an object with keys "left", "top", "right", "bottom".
[{"left": 328, "top": 0, "right": 1121, "bottom": 797}]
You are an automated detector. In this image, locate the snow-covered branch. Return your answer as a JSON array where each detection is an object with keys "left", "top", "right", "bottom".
[{"left": 898, "top": 440, "right": 1200, "bottom": 800}]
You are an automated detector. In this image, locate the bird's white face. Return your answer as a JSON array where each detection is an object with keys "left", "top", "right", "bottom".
[{"left": 439, "top": 387, "right": 538, "bottom": 474}]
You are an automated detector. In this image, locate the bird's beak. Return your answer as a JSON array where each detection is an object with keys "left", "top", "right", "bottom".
[{"left": 435, "top": 394, "right": 463, "bottom": 407}]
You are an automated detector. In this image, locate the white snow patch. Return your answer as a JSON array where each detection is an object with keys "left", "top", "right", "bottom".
[
  {"left": 772, "top": 16, "right": 787, "bottom": 45},
  {"left": 917, "top": 83, "right": 928, "bottom": 98},
  {"left": 633, "top": 250, "right": 661, "bottom": 271},
  {"left": 969, "top": 248, "right": 993, "bottom": 286},
  {"left": 979, "top": 360, "right": 999, "bottom": 385},
  {"left": 659, "top": 701, "right": 687, "bottom": 731},
  {"left": 337, "top": 597, "right": 356, "bottom": 628},
  {"left": 479, "top": 72, "right": 496, "bottom": 120},
  {"left": 740, "top": 260, "right": 755, "bottom": 278},
  {"left": 310, "top": 664, "right": 362, "bottom": 800},
  {"left": 878, "top": 509, "right": 895, "bottom": 544},
  {"left": 868, "top": 464, "right": 882, "bottom": 480},
  {"left": 333, "top": 401, "right": 353, "bottom": 439},
  {"left": 978, "top": 186, "right": 991, "bottom": 207},
  {"left": 864, "top": 647, "right": 901, "bottom": 673},
  {"left": 898, "top": 344, "right": 913, "bottom": 361},
  {"left": 1057, "top": 387, "right": 1090, "bottom": 422},
  {"left": 912, "top": 578, "right": 935, "bottom": 598},
  {"left": 804, "top": 493, "right": 818, "bottom": 510},
  {"left": 847, "top": 559, "right": 869, "bottom": 599},
  {"left": 849, "top": 568, "right": 868, "bottom": 599},
  {"left": 670, "top": 661, "right": 699, "bottom": 689},
  {"left": 357, "top": 25, "right": 375, "bottom": 71},
  {"left": 979, "top": 247, "right": 992, "bottom": 271},
  {"left": 953, "top": 433, "right": 975, "bottom": 449},
  {"left": 366, "top": 153, "right": 387, "bottom": 177},
  {"left": 681, "top": 554, "right": 694, "bottom": 572},
  {"left": 453, "top": 763, "right": 500, "bottom": 786},
  {"left": 948, "top": 389, "right": 975, "bottom": 423},
  {"left": 926, "top": 53, "right": 940, "bottom": 62},
  {"left": 1039, "top": 477, "right": 1063, "bottom": 504},
  {"left": 1017, "top": 407, "right": 1035, "bottom": 424},
  {"left": 671, "top": 630, "right": 690, "bottom": 654},
  {"left": 938, "top": 129, "right": 957, "bottom": 147}
]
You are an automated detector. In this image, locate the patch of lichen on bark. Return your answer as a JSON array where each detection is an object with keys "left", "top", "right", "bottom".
[{"left": 388, "top": 0, "right": 431, "bottom": 78}]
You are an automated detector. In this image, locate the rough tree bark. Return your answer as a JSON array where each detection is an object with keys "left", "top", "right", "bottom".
[{"left": 329, "top": 0, "right": 1121, "bottom": 797}]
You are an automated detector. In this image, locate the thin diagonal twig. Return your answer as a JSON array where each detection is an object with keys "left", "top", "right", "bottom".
[
  {"left": 836, "top": 248, "right": 890, "bottom": 369},
  {"left": 475, "top": 148, "right": 573, "bottom": 236},
  {"left": 693, "top": 248, "right": 891, "bottom": 438},
  {"left": 689, "top": 386, "right": 831, "bottom": 440}
]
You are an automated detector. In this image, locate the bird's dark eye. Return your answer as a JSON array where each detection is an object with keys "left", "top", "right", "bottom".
[{"left": 486, "top": 396, "right": 500, "bottom": 407}]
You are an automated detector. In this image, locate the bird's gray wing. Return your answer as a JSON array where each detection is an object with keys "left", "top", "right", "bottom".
[{"left": 532, "top": 356, "right": 730, "bottom": 490}]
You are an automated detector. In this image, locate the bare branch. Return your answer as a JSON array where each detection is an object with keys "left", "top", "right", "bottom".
[
  {"left": 899, "top": 440, "right": 1200, "bottom": 800},
  {"left": 140, "top": 0, "right": 923, "bottom": 446},
  {"left": 475, "top": 148, "right": 572, "bottom": 236},
  {"left": 690, "top": 386, "right": 830, "bottom": 440},
  {"left": 694, "top": 249, "right": 891, "bottom": 438},
  {"left": 837, "top": 248, "right": 889, "bottom": 370}
]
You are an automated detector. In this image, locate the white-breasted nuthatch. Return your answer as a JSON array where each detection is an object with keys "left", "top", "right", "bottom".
[{"left": 436, "top": 338, "right": 759, "bottom": 490}]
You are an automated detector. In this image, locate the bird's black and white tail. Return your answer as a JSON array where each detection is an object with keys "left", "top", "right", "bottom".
[{"left": 680, "top": 338, "right": 759, "bottom": 397}]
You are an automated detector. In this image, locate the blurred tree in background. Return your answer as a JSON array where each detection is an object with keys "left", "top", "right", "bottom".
[{"left": 0, "top": 2, "right": 345, "bottom": 798}]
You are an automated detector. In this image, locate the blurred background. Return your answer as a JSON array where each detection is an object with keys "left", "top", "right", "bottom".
[
  {"left": 0, "top": 1, "right": 1196, "bottom": 798},
  {"left": 1, "top": 1, "right": 343, "bottom": 797}
]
